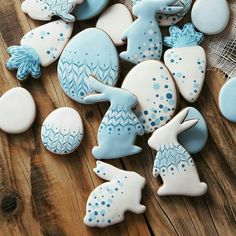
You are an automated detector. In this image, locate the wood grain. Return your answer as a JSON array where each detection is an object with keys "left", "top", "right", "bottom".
[{"left": 0, "top": 0, "right": 235, "bottom": 235}]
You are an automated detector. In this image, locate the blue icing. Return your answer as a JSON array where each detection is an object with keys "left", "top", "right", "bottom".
[
  {"left": 58, "top": 28, "right": 119, "bottom": 104},
  {"left": 178, "top": 107, "right": 208, "bottom": 154},
  {"left": 219, "top": 78, "right": 236, "bottom": 123},
  {"left": 74, "top": 0, "right": 109, "bottom": 20},
  {"left": 84, "top": 76, "right": 144, "bottom": 159},
  {"left": 164, "top": 23, "right": 204, "bottom": 48},
  {"left": 120, "top": 0, "right": 183, "bottom": 64},
  {"left": 6, "top": 45, "right": 41, "bottom": 81}
]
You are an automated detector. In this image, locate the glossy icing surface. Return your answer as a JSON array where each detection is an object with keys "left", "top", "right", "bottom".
[
  {"left": 84, "top": 76, "right": 144, "bottom": 159},
  {"left": 0, "top": 87, "right": 36, "bottom": 134},
  {"left": 132, "top": 0, "right": 192, "bottom": 26},
  {"left": 148, "top": 108, "right": 208, "bottom": 196},
  {"left": 58, "top": 28, "right": 119, "bottom": 104},
  {"left": 84, "top": 161, "right": 146, "bottom": 227},
  {"left": 41, "top": 107, "right": 83, "bottom": 154},
  {"left": 6, "top": 20, "right": 73, "bottom": 81},
  {"left": 122, "top": 60, "right": 178, "bottom": 133},
  {"left": 179, "top": 107, "right": 208, "bottom": 154},
  {"left": 219, "top": 78, "right": 236, "bottom": 123},
  {"left": 21, "top": 0, "right": 83, "bottom": 22},
  {"left": 96, "top": 4, "right": 133, "bottom": 46},
  {"left": 191, "top": 0, "right": 230, "bottom": 35},
  {"left": 74, "top": 0, "right": 109, "bottom": 20},
  {"left": 120, "top": 0, "right": 183, "bottom": 64}
]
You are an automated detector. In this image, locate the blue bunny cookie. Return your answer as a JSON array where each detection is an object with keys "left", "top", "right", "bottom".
[
  {"left": 84, "top": 161, "right": 146, "bottom": 227},
  {"left": 84, "top": 76, "right": 144, "bottom": 159},
  {"left": 58, "top": 28, "right": 119, "bottom": 104},
  {"left": 120, "top": 0, "right": 183, "bottom": 64}
]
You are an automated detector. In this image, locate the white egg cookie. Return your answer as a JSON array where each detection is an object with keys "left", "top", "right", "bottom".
[
  {"left": 41, "top": 107, "right": 83, "bottom": 155},
  {"left": 0, "top": 87, "right": 36, "bottom": 134}
]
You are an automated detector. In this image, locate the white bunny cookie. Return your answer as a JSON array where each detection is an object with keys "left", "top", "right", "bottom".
[
  {"left": 84, "top": 161, "right": 146, "bottom": 227},
  {"left": 148, "top": 108, "right": 208, "bottom": 196}
]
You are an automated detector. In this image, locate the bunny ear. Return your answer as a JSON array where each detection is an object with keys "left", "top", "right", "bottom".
[
  {"left": 87, "top": 75, "right": 108, "bottom": 93},
  {"left": 171, "top": 107, "right": 190, "bottom": 125},
  {"left": 179, "top": 119, "right": 198, "bottom": 133},
  {"left": 83, "top": 94, "right": 107, "bottom": 103}
]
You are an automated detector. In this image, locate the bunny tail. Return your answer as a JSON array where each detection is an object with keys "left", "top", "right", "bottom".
[{"left": 6, "top": 45, "right": 41, "bottom": 81}]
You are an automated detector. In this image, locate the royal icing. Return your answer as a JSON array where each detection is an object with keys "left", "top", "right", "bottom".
[
  {"left": 148, "top": 108, "right": 208, "bottom": 196},
  {"left": 41, "top": 107, "right": 83, "bottom": 155},
  {"left": 191, "top": 0, "right": 230, "bottom": 35},
  {"left": 122, "top": 60, "right": 178, "bottom": 133},
  {"left": 21, "top": 0, "right": 83, "bottom": 22},
  {"left": 164, "top": 23, "right": 206, "bottom": 103},
  {"left": 84, "top": 76, "right": 144, "bottom": 159},
  {"left": 74, "top": 0, "right": 109, "bottom": 20},
  {"left": 120, "top": 0, "right": 183, "bottom": 64},
  {"left": 179, "top": 107, "right": 208, "bottom": 154},
  {"left": 132, "top": 0, "right": 192, "bottom": 26},
  {"left": 0, "top": 87, "right": 36, "bottom": 134},
  {"left": 219, "top": 77, "right": 236, "bottom": 123},
  {"left": 84, "top": 161, "right": 146, "bottom": 227},
  {"left": 6, "top": 20, "right": 73, "bottom": 81},
  {"left": 96, "top": 4, "right": 133, "bottom": 46},
  {"left": 58, "top": 28, "right": 119, "bottom": 104}
]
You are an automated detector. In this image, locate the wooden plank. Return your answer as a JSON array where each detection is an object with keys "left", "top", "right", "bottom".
[{"left": 0, "top": 0, "right": 235, "bottom": 235}]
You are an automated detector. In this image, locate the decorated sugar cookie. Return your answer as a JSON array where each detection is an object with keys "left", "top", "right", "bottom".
[
  {"left": 96, "top": 4, "right": 133, "bottom": 46},
  {"left": 132, "top": 0, "right": 192, "bottom": 26},
  {"left": 122, "top": 60, "right": 178, "bottom": 133},
  {"left": 84, "top": 161, "right": 146, "bottom": 227},
  {"left": 148, "top": 108, "right": 208, "bottom": 196},
  {"left": 41, "top": 107, "right": 83, "bottom": 155},
  {"left": 179, "top": 107, "right": 208, "bottom": 154},
  {"left": 21, "top": 0, "right": 83, "bottom": 22},
  {"left": 6, "top": 20, "right": 73, "bottom": 81},
  {"left": 164, "top": 23, "right": 206, "bottom": 103},
  {"left": 0, "top": 87, "right": 36, "bottom": 134},
  {"left": 120, "top": 0, "right": 183, "bottom": 64},
  {"left": 219, "top": 77, "right": 236, "bottom": 123},
  {"left": 191, "top": 0, "right": 230, "bottom": 35},
  {"left": 58, "top": 28, "right": 119, "bottom": 104},
  {"left": 84, "top": 76, "right": 144, "bottom": 159},
  {"left": 75, "top": 0, "right": 109, "bottom": 20}
]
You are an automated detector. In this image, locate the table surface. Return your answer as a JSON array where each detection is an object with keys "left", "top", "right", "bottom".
[{"left": 0, "top": 0, "right": 235, "bottom": 235}]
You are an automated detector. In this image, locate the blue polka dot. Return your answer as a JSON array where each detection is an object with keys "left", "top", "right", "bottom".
[
  {"left": 166, "top": 93, "right": 173, "bottom": 99},
  {"left": 144, "top": 111, "right": 148, "bottom": 115}
]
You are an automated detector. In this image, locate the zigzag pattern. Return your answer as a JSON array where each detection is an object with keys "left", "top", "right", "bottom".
[
  {"left": 58, "top": 59, "right": 118, "bottom": 101},
  {"left": 44, "top": 0, "right": 74, "bottom": 14},
  {"left": 153, "top": 144, "right": 192, "bottom": 173},
  {"left": 42, "top": 125, "right": 83, "bottom": 154}
]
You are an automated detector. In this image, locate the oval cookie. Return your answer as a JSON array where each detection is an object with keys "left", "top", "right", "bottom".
[
  {"left": 41, "top": 107, "right": 83, "bottom": 155},
  {"left": 96, "top": 4, "right": 133, "bottom": 46},
  {"left": 219, "top": 77, "right": 236, "bottom": 123},
  {"left": 178, "top": 107, "right": 208, "bottom": 154},
  {"left": 0, "top": 87, "right": 36, "bottom": 134},
  {"left": 74, "top": 0, "right": 109, "bottom": 20},
  {"left": 58, "top": 28, "right": 119, "bottom": 104},
  {"left": 122, "top": 60, "right": 178, "bottom": 133}
]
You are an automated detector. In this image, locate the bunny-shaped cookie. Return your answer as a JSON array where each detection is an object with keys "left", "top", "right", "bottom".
[
  {"left": 84, "top": 161, "right": 146, "bottom": 227},
  {"left": 148, "top": 108, "right": 208, "bottom": 196},
  {"left": 84, "top": 76, "right": 144, "bottom": 159},
  {"left": 120, "top": 0, "right": 183, "bottom": 64}
]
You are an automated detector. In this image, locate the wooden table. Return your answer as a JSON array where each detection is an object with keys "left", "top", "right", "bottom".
[{"left": 0, "top": 0, "right": 235, "bottom": 235}]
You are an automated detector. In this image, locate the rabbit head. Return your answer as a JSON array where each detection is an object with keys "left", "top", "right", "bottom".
[
  {"left": 148, "top": 108, "right": 198, "bottom": 149},
  {"left": 84, "top": 76, "right": 138, "bottom": 107},
  {"left": 133, "top": 0, "right": 183, "bottom": 17}
]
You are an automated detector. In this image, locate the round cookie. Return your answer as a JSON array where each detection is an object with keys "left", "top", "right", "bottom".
[
  {"left": 219, "top": 77, "right": 236, "bottom": 123},
  {"left": 58, "top": 28, "right": 119, "bottom": 104},
  {"left": 0, "top": 87, "right": 36, "bottom": 134},
  {"left": 191, "top": 0, "right": 230, "bottom": 35},
  {"left": 74, "top": 0, "right": 109, "bottom": 20},
  {"left": 122, "top": 60, "right": 178, "bottom": 133},
  {"left": 96, "top": 4, "right": 133, "bottom": 46},
  {"left": 41, "top": 107, "right": 83, "bottom": 155},
  {"left": 178, "top": 107, "right": 208, "bottom": 154}
]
